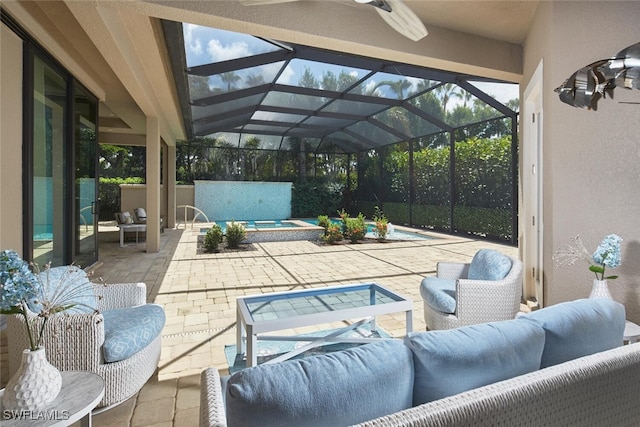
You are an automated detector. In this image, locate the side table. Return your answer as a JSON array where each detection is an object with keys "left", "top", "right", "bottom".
[
  {"left": 1, "top": 371, "right": 104, "bottom": 427},
  {"left": 624, "top": 320, "right": 640, "bottom": 344}
]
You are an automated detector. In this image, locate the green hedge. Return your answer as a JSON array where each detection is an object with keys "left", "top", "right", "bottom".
[
  {"left": 98, "top": 177, "right": 144, "bottom": 221},
  {"left": 355, "top": 200, "right": 512, "bottom": 241}
]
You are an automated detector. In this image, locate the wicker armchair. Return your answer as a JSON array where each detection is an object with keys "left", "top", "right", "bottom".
[
  {"left": 421, "top": 253, "right": 522, "bottom": 330},
  {"left": 7, "top": 281, "right": 162, "bottom": 409}
]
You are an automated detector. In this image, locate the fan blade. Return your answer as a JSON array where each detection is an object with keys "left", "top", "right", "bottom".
[
  {"left": 373, "top": 0, "right": 428, "bottom": 41},
  {"left": 239, "top": 0, "right": 298, "bottom": 5}
]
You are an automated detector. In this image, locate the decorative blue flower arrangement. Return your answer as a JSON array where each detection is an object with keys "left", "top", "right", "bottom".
[
  {"left": 553, "top": 234, "right": 623, "bottom": 280},
  {"left": 0, "top": 250, "right": 96, "bottom": 351}
]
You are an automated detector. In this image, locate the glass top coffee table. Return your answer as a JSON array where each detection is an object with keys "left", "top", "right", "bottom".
[{"left": 236, "top": 282, "right": 413, "bottom": 367}]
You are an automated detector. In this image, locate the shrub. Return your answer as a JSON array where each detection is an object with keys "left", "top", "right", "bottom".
[
  {"left": 372, "top": 206, "right": 388, "bottom": 240},
  {"left": 344, "top": 213, "right": 366, "bottom": 243},
  {"left": 203, "top": 224, "right": 223, "bottom": 252},
  {"left": 317, "top": 215, "right": 331, "bottom": 236},
  {"left": 338, "top": 208, "right": 350, "bottom": 237},
  {"left": 321, "top": 223, "right": 343, "bottom": 244},
  {"left": 225, "top": 221, "right": 247, "bottom": 249}
]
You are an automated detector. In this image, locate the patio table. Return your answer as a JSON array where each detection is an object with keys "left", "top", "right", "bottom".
[
  {"left": 117, "top": 224, "right": 146, "bottom": 247},
  {"left": 236, "top": 282, "right": 413, "bottom": 367}
]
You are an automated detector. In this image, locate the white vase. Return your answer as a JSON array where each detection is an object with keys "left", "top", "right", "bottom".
[
  {"left": 2, "top": 348, "right": 62, "bottom": 411},
  {"left": 589, "top": 279, "right": 613, "bottom": 299}
]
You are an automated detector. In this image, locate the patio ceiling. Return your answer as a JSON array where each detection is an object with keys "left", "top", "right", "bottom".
[{"left": 162, "top": 20, "right": 518, "bottom": 154}]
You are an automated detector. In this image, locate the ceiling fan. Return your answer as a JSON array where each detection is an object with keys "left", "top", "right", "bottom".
[{"left": 239, "top": 0, "right": 428, "bottom": 42}]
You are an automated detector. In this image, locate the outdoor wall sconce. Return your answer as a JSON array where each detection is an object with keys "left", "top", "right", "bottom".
[{"left": 555, "top": 42, "right": 639, "bottom": 109}]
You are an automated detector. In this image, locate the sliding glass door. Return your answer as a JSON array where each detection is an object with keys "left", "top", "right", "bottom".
[
  {"left": 31, "top": 55, "right": 67, "bottom": 267},
  {"left": 74, "top": 83, "right": 99, "bottom": 267},
  {"left": 29, "top": 50, "right": 98, "bottom": 267}
]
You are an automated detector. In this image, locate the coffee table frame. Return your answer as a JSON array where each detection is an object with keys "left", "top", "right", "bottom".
[{"left": 236, "top": 282, "right": 413, "bottom": 367}]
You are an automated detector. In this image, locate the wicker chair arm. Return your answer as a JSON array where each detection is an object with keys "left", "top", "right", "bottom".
[
  {"left": 93, "top": 282, "right": 147, "bottom": 311},
  {"left": 200, "top": 368, "right": 227, "bottom": 427},
  {"left": 436, "top": 262, "right": 470, "bottom": 280},
  {"left": 7, "top": 311, "right": 104, "bottom": 372}
]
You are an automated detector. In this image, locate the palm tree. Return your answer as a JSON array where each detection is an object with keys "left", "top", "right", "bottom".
[
  {"left": 219, "top": 71, "right": 241, "bottom": 91},
  {"left": 434, "top": 83, "right": 460, "bottom": 114},
  {"left": 374, "top": 79, "right": 413, "bottom": 99}
]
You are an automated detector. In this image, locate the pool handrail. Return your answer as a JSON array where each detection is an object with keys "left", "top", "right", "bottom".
[{"left": 176, "top": 205, "right": 210, "bottom": 229}]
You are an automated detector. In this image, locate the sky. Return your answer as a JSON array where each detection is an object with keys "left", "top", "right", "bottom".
[{"left": 183, "top": 23, "right": 519, "bottom": 109}]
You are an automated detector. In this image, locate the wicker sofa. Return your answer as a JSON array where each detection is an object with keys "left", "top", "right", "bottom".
[
  {"left": 200, "top": 298, "right": 640, "bottom": 427},
  {"left": 7, "top": 270, "right": 164, "bottom": 409}
]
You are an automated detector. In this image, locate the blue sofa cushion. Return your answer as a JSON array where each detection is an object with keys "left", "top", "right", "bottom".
[
  {"left": 102, "top": 304, "right": 165, "bottom": 363},
  {"left": 405, "top": 319, "right": 545, "bottom": 406},
  {"left": 519, "top": 298, "right": 625, "bottom": 368},
  {"left": 28, "top": 265, "right": 96, "bottom": 314},
  {"left": 467, "top": 249, "right": 512, "bottom": 281},
  {"left": 420, "top": 277, "right": 456, "bottom": 314},
  {"left": 225, "top": 340, "right": 414, "bottom": 427}
]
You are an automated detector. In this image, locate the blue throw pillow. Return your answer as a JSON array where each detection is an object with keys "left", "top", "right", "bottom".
[
  {"left": 28, "top": 265, "right": 96, "bottom": 314},
  {"left": 468, "top": 249, "right": 512, "bottom": 281},
  {"left": 519, "top": 298, "right": 625, "bottom": 368},
  {"left": 225, "top": 340, "right": 414, "bottom": 427},
  {"left": 420, "top": 277, "right": 456, "bottom": 313},
  {"left": 102, "top": 304, "right": 165, "bottom": 363},
  {"left": 405, "top": 319, "right": 545, "bottom": 405}
]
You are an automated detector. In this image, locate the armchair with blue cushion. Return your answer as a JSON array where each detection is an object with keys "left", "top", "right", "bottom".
[
  {"left": 420, "top": 249, "right": 522, "bottom": 330},
  {"left": 6, "top": 266, "right": 165, "bottom": 409}
]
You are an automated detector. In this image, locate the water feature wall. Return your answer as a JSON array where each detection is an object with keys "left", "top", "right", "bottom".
[{"left": 194, "top": 181, "right": 292, "bottom": 221}]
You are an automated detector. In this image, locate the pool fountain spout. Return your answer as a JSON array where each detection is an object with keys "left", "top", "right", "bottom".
[{"left": 387, "top": 222, "right": 395, "bottom": 237}]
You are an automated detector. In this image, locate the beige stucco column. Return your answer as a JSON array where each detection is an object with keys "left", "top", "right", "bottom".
[
  {"left": 0, "top": 24, "right": 23, "bottom": 253},
  {"left": 146, "top": 117, "right": 161, "bottom": 253},
  {"left": 166, "top": 144, "right": 176, "bottom": 229}
]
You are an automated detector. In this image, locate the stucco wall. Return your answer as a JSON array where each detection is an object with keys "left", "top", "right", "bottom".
[
  {"left": 523, "top": 2, "right": 640, "bottom": 320},
  {"left": 121, "top": 184, "right": 195, "bottom": 222},
  {"left": 119, "top": 184, "right": 167, "bottom": 221},
  {"left": 0, "top": 23, "right": 24, "bottom": 254}
]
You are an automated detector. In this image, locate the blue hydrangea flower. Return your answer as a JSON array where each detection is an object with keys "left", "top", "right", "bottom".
[
  {"left": 0, "top": 250, "right": 39, "bottom": 312},
  {"left": 592, "top": 234, "right": 623, "bottom": 268}
]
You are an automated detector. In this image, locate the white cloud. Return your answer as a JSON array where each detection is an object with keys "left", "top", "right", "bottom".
[
  {"left": 277, "top": 64, "right": 296, "bottom": 85},
  {"left": 183, "top": 24, "right": 202, "bottom": 57},
  {"left": 207, "top": 39, "right": 251, "bottom": 62}
]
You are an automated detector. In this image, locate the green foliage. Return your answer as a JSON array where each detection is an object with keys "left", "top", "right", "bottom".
[
  {"left": 291, "top": 178, "right": 344, "bottom": 218},
  {"left": 317, "top": 215, "right": 331, "bottom": 235},
  {"left": 203, "top": 224, "right": 224, "bottom": 253},
  {"left": 98, "top": 176, "right": 145, "bottom": 221},
  {"left": 373, "top": 206, "right": 388, "bottom": 240},
  {"left": 357, "top": 134, "right": 514, "bottom": 242},
  {"left": 321, "top": 223, "right": 344, "bottom": 244},
  {"left": 344, "top": 213, "right": 366, "bottom": 243},
  {"left": 453, "top": 206, "right": 512, "bottom": 241},
  {"left": 225, "top": 221, "right": 247, "bottom": 249}
]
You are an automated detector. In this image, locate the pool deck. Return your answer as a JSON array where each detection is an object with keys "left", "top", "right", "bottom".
[{"left": 0, "top": 223, "right": 517, "bottom": 426}]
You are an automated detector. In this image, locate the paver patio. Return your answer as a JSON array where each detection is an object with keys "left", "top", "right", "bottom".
[{"left": 0, "top": 224, "right": 517, "bottom": 426}]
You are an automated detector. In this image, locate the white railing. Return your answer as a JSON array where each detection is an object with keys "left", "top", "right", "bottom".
[
  {"left": 79, "top": 205, "right": 93, "bottom": 232},
  {"left": 176, "top": 205, "right": 210, "bottom": 229}
]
